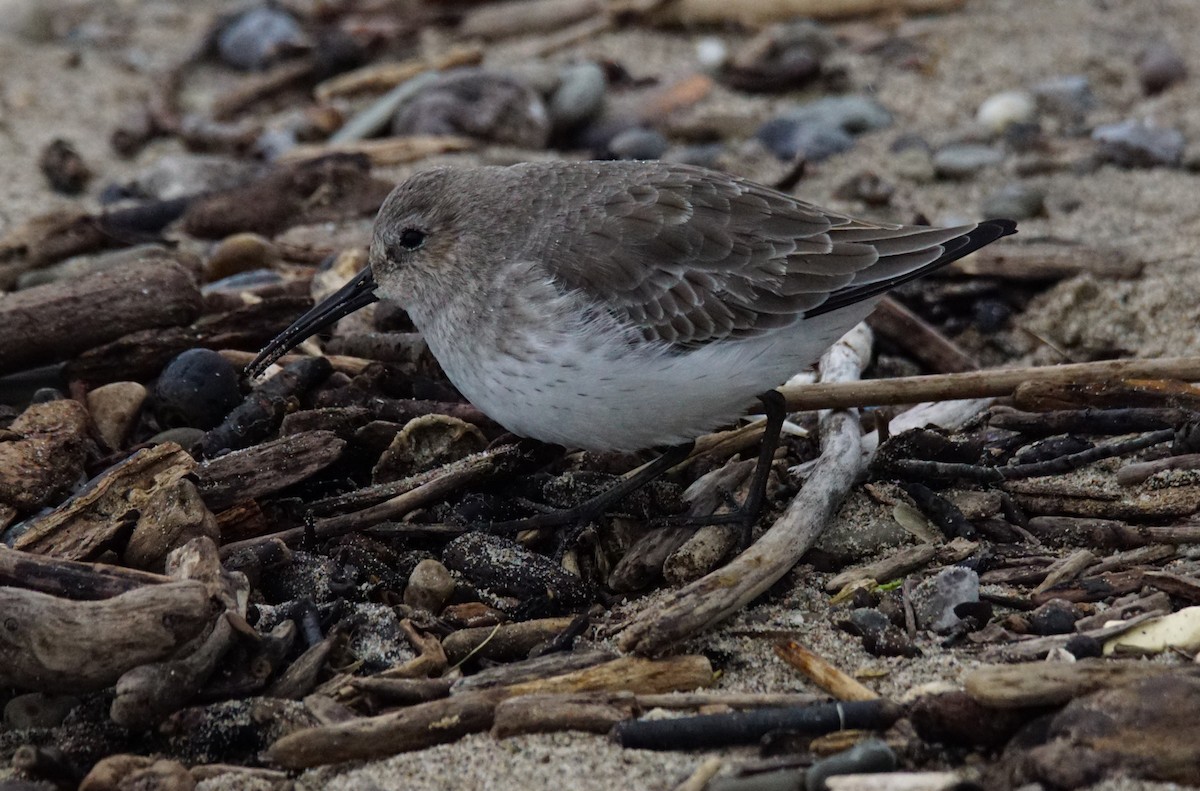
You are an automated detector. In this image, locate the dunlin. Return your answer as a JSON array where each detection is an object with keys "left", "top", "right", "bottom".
[{"left": 249, "top": 161, "right": 1015, "bottom": 527}]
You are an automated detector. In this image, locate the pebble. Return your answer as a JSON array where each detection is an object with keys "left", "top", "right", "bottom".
[
  {"left": 204, "top": 233, "right": 280, "bottom": 282},
  {"left": 1031, "top": 75, "right": 1094, "bottom": 129},
  {"left": 393, "top": 69, "right": 550, "bottom": 149},
  {"left": 1137, "top": 39, "right": 1188, "bottom": 95},
  {"left": 1028, "top": 598, "right": 1082, "bottom": 636},
  {"left": 548, "top": 62, "right": 607, "bottom": 130},
  {"left": 723, "top": 21, "right": 831, "bottom": 93},
  {"left": 443, "top": 532, "right": 592, "bottom": 610},
  {"left": 404, "top": 558, "right": 456, "bottom": 614},
  {"left": 980, "top": 183, "right": 1046, "bottom": 220},
  {"left": 891, "top": 146, "right": 936, "bottom": 183},
  {"left": 694, "top": 36, "right": 728, "bottom": 72},
  {"left": 154, "top": 349, "right": 242, "bottom": 430},
  {"left": 833, "top": 171, "right": 895, "bottom": 206},
  {"left": 663, "top": 142, "right": 725, "bottom": 169},
  {"left": 971, "top": 298, "right": 1013, "bottom": 333},
  {"left": 805, "top": 739, "right": 896, "bottom": 791},
  {"left": 4, "top": 693, "right": 80, "bottom": 729},
  {"left": 606, "top": 127, "right": 669, "bottom": 160},
  {"left": 789, "top": 94, "right": 892, "bottom": 134},
  {"left": 975, "top": 90, "right": 1037, "bottom": 134},
  {"left": 38, "top": 138, "right": 90, "bottom": 194},
  {"left": 86, "top": 381, "right": 147, "bottom": 450},
  {"left": 757, "top": 116, "right": 854, "bottom": 161},
  {"left": 1092, "top": 119, "right": 1185, "bottom": 168},
  {"left": 216, "top": 6, "right": 310, "bottom": 72},
  {"left": 124, "top": 153, "right": 262, "bottom": 202},
  {"left": 757, "top": 95, "right": 890, "bottom": 161},
  {"left": 911, "top": 567, "right": 980, "bottom": 633},
  {"left": 932, "top": 143, "right": 1004, "bottom": 180}
]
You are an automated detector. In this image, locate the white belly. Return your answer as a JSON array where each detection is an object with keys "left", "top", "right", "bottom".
[{"left": 421, "top": 297, "right": 874, "bottom": 452}]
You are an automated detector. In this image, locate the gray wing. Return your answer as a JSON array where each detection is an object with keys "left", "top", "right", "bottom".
[{"left": 544, "top": 163, "right": 1013, "bottom": 348}]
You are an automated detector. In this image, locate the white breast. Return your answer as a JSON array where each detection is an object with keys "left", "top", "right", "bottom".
[{"left": 410, "top": 274, "right": 874, "bottom": 452}]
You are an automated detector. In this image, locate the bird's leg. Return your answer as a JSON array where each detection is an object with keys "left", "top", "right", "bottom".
[
  {"left": 654, "top": 389, "right": 788, "bottom": 547},
  {"left": 487, "top": 440, "right": 695, "bottom": 534}
]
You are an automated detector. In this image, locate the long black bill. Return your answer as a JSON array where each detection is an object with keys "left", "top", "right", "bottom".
[{"left": 245, "top": 266, "right": 379, "bottom": 379}]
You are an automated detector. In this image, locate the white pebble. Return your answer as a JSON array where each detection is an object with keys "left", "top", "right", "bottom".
[
  {"left": 695, "top": 36, "right": 728, "bottom": 71},
  {"left": 976, "top": 90, "right": 1036, "bottom": 133}
]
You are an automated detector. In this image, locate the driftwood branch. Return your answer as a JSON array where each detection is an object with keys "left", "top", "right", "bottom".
[
  {"left": 620, "top": 325, "right": 873, "bottom": 655},
  {"left": 0, "top": 546, "right": 172, "bottom": 600},
  {"left": 266, "top": 655, "right": 713, "bottom": 768},
  {"left": 0, "top": 257, "right": 201, "bottom": 375},
  {"left": 0, "top": 581, "right": 212, "bottom": 692},
  {"left": 777, "top": 356, "right": 1200, "bottom": 413},
  {"left": 14, "top": 443, "right": 196, "bottom": 561}
]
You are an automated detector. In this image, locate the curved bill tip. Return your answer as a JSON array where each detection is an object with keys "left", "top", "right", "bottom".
[{"left": 245, "top": 266, "right": 379, "bottom": 380}]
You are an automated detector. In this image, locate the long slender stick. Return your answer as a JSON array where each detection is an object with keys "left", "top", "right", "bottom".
[{"left": 778, "top": 356, "right": 1200, "bottom": 412}]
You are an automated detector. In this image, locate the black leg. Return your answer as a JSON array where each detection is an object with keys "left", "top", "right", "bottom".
[
  {"left": 734, "top": 390, "right": 788, "bottom": 544},
  {"left": 487, "top": 440, "right": 695, "bottom": 534},
  {"left": 654, "top": 390, "right": 788, "bottom": 546}
]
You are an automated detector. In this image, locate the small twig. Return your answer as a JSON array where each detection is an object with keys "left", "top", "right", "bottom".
[
  {"left": 673, "top": 757, "right": 724, "bottom": 791},
  {"left": 773, "top": 641, "right": 879, "bottom": 701},
  {"left": 887, "top": 429, "right": 1175, "bottom": 483},
  {"left": 990, "top": 407, "right": 1195, "bottom": 436}
]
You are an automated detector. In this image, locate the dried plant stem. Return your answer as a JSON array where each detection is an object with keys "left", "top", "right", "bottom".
[{"left": 778, "top": 356, "right": 1200, "bottom": 412}]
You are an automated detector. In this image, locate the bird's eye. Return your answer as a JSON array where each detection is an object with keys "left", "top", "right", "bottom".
[{"left": 398, "top": 228, "right": 426, "bottom": 251}]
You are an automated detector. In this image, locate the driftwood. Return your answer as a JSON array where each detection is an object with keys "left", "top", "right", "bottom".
[
  {"left": 0, "top": 580, "right": 212, "bottom": 692},
  {"left": 202, "top": 357, "right": 332, "bottom": 457},
  {"left": 14, "top": 442, "right": 196, "bottom": 560},
  {"left": 868, "top": 297, "right": 977, "bottom": 374},
  {"left": 279, "top": 136, "right": 478, "bottom": 167},
  {"left": 218, "top": 445, "right": 527, "bottom": 556},
  {"left": 774, "top": 641, "right": 879, "bottom": 701},
  {"left": 948, "top": 242, "right": 1143, "bottom": 281},
  {"left": 984, "top": 612, "right": 1160, "bottom": 661},
  {"left": 0, "top": 257, "right": 201, "bottom": 375},
  {"left": 460, "top": 0, "right": 601, "bottom": 39},
  {"left": 0, "top": 546, "right": 172, "bottom": 600},
  {"left": 124, "top": 478, "right": 220, "bottom": 572},
  {"left": 110, "top": 613, "right": 237, "bottom": 728},
  {"left": 491, "top": 692, "right": 638, "bottom": 738},
  {"left": 661, "top": 0, "right": 964, "bottom": 26},
  {"left": 451, "top": 648, "right": 616, "bottom": 692},
  {"left": 778, "top": 357, "right": 1200, "bottom": 413},
  {"left": 66, "top": 296, "right": 313, "bottom": 385},
  {"left": 314, "top": 46, "right": 483, "bottom": 101},
  {"left": 442, "top": 617, "right": 577, "bottom": 664},
  {"left": 825, "top": 538, "right": 977, "bottom": 593},
  {"left": 166, "top": 536, "right": 249, "bottom": 614},
  {"left": 0, "top": 399, "right": 90, "bottom": 512},
  {"left": 620, "top": 324, "right": 873, "bottom": 655},
  {"left": 266, "top": 655, "right": 713, "bottom": 768},
  {"left": 197, "top": 430, "right": 346, "bottom": 512},
  {"left": 965, "top": 660, "right": 1200, "bottom": 708},
  {"left": 1026, "top": 516, "right": 1200, "bottom": 548}
]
